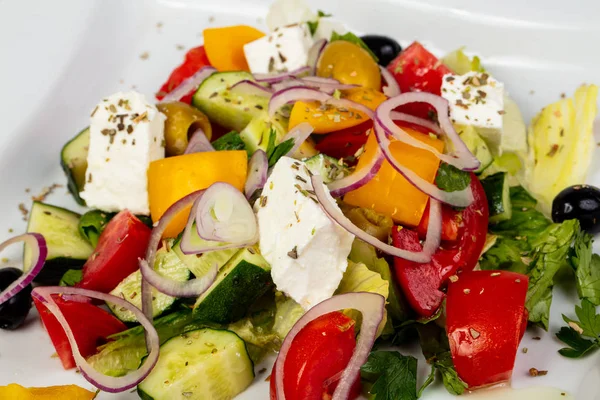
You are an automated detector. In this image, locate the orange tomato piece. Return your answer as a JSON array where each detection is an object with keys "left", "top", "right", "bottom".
[
  {"left": 203, "top": 25, "right": 265, "bottom": 72},
  {"left": 344, "top": 127, "right": 444, "bottom": 226},
  {"left": 148, "top": 151, "right": 247, "bottom": 238},
  {"left": 317, "top": 41, "right": 381, "bottom": 89},
  {"left": 288, "top": 88, "right": 387, "bottom": 134},
  {"left": 0, "top": 384, "right": 95, "bottom": 400}
]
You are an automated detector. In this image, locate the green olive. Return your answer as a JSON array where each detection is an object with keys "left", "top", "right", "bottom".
[
  {"left": 157, "top": 102, "right": 212, "bottom": 157},
  {"left": 344, "top": 207, "right": 393, "bottom": 242}
]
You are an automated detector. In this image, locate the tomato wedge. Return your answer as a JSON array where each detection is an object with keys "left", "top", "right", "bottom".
[
  {"left": 392, "top": 174, "right": 489, "bottom": 317},
  {"left": 386, "top": 42, "right": 452, "bottom": 119},
  {"left": 77, "top": 210, "right": 151, "bottom": 293},
  {"left": 417, "top": 201, "right": 460, "bottom": 242},
  {"left": 269, "top": 312, "right": 360, "bottom": 400},
  {"left": 34, "top": 296, "right": 126, "bottom": 370},
  {"left": 156, "top": 45, "right": 212, "bottom": 104},
  {"left": 314, "top": 120, "right": 372, "bottom": 160},
  {"left": 446, "top": 270, "right": 529, "bottom": 388}
]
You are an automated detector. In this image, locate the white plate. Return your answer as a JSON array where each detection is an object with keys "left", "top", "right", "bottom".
[{"left": 0, "top": 0, "right": 599, "bottom": 399}]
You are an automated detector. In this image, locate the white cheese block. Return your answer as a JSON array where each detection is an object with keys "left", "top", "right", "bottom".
[
  {"left": 256, "top": 157, "right": 354, "bottom": 310},
  {"left": 80, "top": 91, "right": 165, "bottom": 215},
  {"left": 244, "top": 24, "right": 313, "bottom": 74}
]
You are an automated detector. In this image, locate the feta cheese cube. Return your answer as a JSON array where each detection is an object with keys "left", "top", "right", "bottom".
[
  {"left": 256, "top": 157, "right": 354, "bottom": 310},
  {"left": 80, "top": 91, "right": 166, "bottom": 215},
  {"left": 244, "top": 24, "right": 313, "bottom": 74},
  {"left": 441, "top": 71, "right": 505, "bottom": 149}
]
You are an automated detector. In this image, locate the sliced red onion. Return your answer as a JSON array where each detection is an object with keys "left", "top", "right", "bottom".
[
  {"left": 159, "top": 66, "right": 216, "bottom": 103},
  {"left": 275, "top": 292, "right": 385, "bottom": 400},
  {"left": 376, "top": 92, "right": 480, "bottom": 171},
  {"left": 245, "top": 150, "right": 268, "bottom": 199},
  {"left": 312, "top": 175, "right": 433, "bottom": 262},
  {"left": 299, "top": 77, "right": 357, "bottom": 94},
  {"left": 422, "top": 199, "right": 442, "bottom": 255},
  {"left": 269, "top": 87, "right": 375, "bottom": 120},
  {"left": 327, "top": 146, "right": 384, "bottom": 198},
  {"left": 307, "top": 38, "right": 327, "bottom": 74},
  {"left": 253, "top": 66, "right": 311, "bottom": 84},
  {"left": 271, "top": 78, "right": 307, "bottom": 93},
  {"left": 379, "top": 66, "right": 400, "bottom": 97},
  {"left": 184, "top": 128, "right": 214, "bottom": 154},
  {"left": 0, "top": 233, "right": 46, "bottom": 306},
  {"left": 195, "top": 182, "right": 258, "bottom": 243},
  {"left": 373, "top": 121, "right": 474, "bottom": 207},
  {"left": 32, "top": 286, "right": 159, "bottom": 393},
  {"left": 390, "top": 111, "right": 442, "bottom": 135},
  {"left": 281, "top": 122, "right": 314, "bottom": 158},
  {"left": 230, "top": 80, "right": 272, "bottom": 97}
]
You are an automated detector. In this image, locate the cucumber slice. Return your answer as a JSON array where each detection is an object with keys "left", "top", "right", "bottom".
[
  {"left": 60, "top": 127, "right": 89, "bottom": 205},
  {"left": 192, "top": 71, "right": 269, "bottom": 132},
  {"left": 304, "top": 154, "right": 350, "bottom": 183},
  {"left": 193, "top": 246, "right": 272, "bottom": 324},
  {"left": 172, "top": 235, "right": 238, "bottom": 278},
  {"left": 137, "top": 328, "right": 254, "bottom": 400},
  {"left": 108, "top": 239, "right": 190, "bottom": 322},
  {"left": 239, "top": 111, "right": 288, "bottom": 155},
  {"left": 24, "top": 202, "right": 94, "bottom": 284},
  {"left": 456, "top": 124, "right": 493, "bottom": 174},
  {"left": 481, "top": 172, "right": 512, "bottom": 223}
]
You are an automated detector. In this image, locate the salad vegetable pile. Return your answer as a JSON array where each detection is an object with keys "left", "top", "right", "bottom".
[{"left": 1, "top": 0, "right": 599, "bottom": 399}]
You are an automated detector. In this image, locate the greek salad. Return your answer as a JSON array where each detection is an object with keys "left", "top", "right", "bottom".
[{"left": 1, "top": 0, "right": 599, "bottom": 399}]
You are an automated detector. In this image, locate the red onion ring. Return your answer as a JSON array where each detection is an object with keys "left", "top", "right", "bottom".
[
  {"left": 312, "top": 175, "right": 434, "bottom": 262},
  {"left": 245, "top": 149, "right": 268, "bottom": 199},
  {"left": 327, "top": 145, "right": 384, "bottom": 198},
  {"left": 373, "top": 121, "right": 474, "bottom": 207},
  {"left": 275, "top": 292, "right": 385, "bottom": 400},
  {"left": 230, "top": 80, "right": 272, "bottom": 97},
  {"left": 195, "top": 182, "right": 258, "bottom": 243},
  {"left": 422, "top": 199, "right": 442, "bottom": 255},
  {"left": 253, "top": 66, "right": 311, "bottom": 84},
  {"left": 184, "top": 128, "right": 214, "bottom": 154},
  {"left": 281, "top": 122, "right": 314, "bottom": 157},
  {"left": 271, "top": 78, "right": 307, "bottom": 93},
  {"left": 0, "top": 233, "right": 46, "bottom": 306},
  {"left": 307, "top": 38, "right": 327, "bottom": 74},
  {"left": 376, "top": 92, "right": 480, "bottom": 171},
  {"left": 159, "top": 66, "right": 216, "bottom": 103},
  {"left": 390, "top": 111, "right": 442, "bottom": 135},
  {"left": 31, "top": 286, "right": 159, "bottom": 393},
  {"left": 268, "top": 87, "right": 375, "bottom": 120},
  {"left": 299, "top": 78, "right": 357, "bottom": 94},
  {"left": 379, "top": 66, "right": 400, "bottom": 97}
]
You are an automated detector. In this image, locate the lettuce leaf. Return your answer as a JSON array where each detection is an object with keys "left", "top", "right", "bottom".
[
  {"left": 570, "top": 231, "right": 600, "bottom": 306},
  {"left": 441, "top": 48, "right": 483, "bottom": 75},
  {"left": 524, "top": 85, "right": 598, "bottom": 215}
]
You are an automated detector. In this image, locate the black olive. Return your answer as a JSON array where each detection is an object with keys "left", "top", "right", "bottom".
[
  {"left": 0, "top": 267, "right": 32, "bottom": 330},
  {"left": 360, "top": 35, "right": 402, "bottom": 67},
  {"left": 552, "top": 185, "right": 600, "bottom": 234}
]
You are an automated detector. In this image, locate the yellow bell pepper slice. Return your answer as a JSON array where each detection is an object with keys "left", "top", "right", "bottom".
[
  {"left": 148, "top": 151, "right": 248, "bottom": 238},
  {"left": 0, "top": 384, "right": 95, "bottom": 399},
  {"left": 288, "top": 88, "right": 387, "bottom": 134},
  {"left": 344, "top": 127, "right": 444, "bottom": 226},
  {"left": 157, "top": 102, "right": 212, "bottom": 157},
  {"left": 203, "top": 25, "right": 265, "bottom": 72}
]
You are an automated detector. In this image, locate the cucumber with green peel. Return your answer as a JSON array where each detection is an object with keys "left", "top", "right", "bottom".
[
  {"left": 481, "top": 172, "right": 512, "bottom": 223},
  {"left": 172, "top": 234, "right": 238, "bottom": 278},
  {"left": 137, "top": 328, "right": 254, "bottom": 400},
  {"left": 108, "top": 239, "right": 190, "bottom": 323},
  {"left": 456, "top": 124, "right": 493, "bottom": 174},
  {"left": 304, "top": 154, "right": 351, "bottom": 183},
  {"left": 24, "top": 202, "right": 94, "bottom": 284},
  {"left": 193, "top": 246, "right": 272, "bottom": 324},
  {"left": 60, "top": 127, "right": 89, "bottom": 205},
  {"left": 192, "top": 71, "right": 269, "bottom": 132},
  {"left": 239, "top": 111, "right": 288, "bottom": 155}
]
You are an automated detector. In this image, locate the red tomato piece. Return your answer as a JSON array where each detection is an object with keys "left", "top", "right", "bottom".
[
  {"left": 156, "top": 45, "right": 212, "bottom": 104},
  {"left": 417, "top": 201, "right": 460, "bottom": 242},
  {"left": 392, "top": 174, "right": 489, "bottom": 317},
  {"left": 77, "top": 210, "right": 151, "bottom": 293},
  {"left": 269, "top": 312, "right": 360, "bottom": 400},
  {"left": 34, "top": 296, "right": 126, "bottom": 370},
  {"left": 314, "top": 120, "right": 372, "bottom": 160},
  {"left": 386, "top": 42, "right": 452, "bottom": 119},
  {"left": 446, "top": 270, "right": 529, "bottom": 388}
]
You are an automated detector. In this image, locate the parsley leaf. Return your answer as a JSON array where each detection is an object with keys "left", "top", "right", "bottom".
[
  {"left": 360, "top": 351, "right": 418, "bottom": 400},
  {"left": 265, "top": 128, "right": 277, "bottom": 160},
  {"left": 435, "top": 163, "right": 471, "bottom": 192},
  {"left": 330, "top": 31, "right": 379, "bottom": 63},
  {"left": 556, "top": 299, "right": 600, "bottom": 358},
  {"left": 307, "top": 10, "right": 332, "bottom": 35},
  {"left": 570, "top": 230, "right": 600, "bottom": 305},
  {"left": 211, "top": 131, "right": 246, "bottom": 152},
  {"left": 268, "top": 138, "right": 294, "bottom": 167},
  {"left": 59, "top": 269, "right": 83, "bottom": 287}
]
